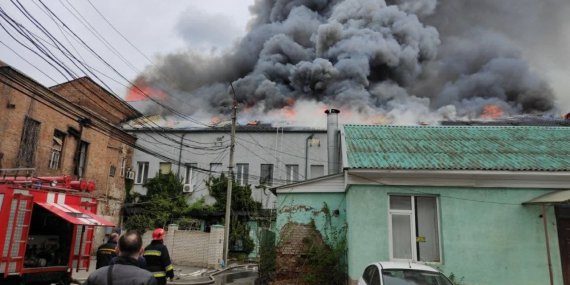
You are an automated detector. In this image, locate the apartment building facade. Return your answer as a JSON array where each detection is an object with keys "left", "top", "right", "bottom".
[{"left": 127, "top": 125, "right": 331, "bottom": 209}]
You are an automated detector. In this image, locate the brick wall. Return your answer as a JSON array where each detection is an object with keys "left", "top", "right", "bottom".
[
  {"left": 0, "top": 67, "right": 139, "bottom": 252},
  {"left": 50, "top": 77, "right": 139, "bottom": 125},
  {"left": 275, "top": 222, "right": 325, "bottom": 283},
  {"left": 141, "top": 225, "right": 224, "bottom": 268}
]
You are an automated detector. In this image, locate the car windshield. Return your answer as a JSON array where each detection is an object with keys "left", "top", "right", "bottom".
[{"left": 382, "top": 269, "right": 453, "bottom": 285}]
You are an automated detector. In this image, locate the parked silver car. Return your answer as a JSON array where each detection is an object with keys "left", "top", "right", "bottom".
[{"left": 358, "top": 262, "right": 454, "bottom": 285}]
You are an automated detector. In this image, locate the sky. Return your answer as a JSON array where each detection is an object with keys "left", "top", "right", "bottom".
[
  {"left": 1, "top": 0, "right": 569, "bottom": 118},
  {"left": 0, "top": 0, "right": 255, "bottom": 97}
]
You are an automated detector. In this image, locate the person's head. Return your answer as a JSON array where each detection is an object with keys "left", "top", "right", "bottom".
[
  {"left": 109, "top": 232, "right": 119, "bottom": 243},
  {"left": 152, "top": 228, "right": 166, "bottom": 241},
  {"left": 118, "top": 230, "right": 143, "bottom": 258}
]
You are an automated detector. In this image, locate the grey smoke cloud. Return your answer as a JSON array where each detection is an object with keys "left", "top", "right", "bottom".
[
  {"left": 136, "top": 0, "right": 562, "bottom": 124},
  {"left": 175, "top": 7, "right": 241, "bottom": 49}
]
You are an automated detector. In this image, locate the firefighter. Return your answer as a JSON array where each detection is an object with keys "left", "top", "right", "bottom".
[
  {"left": 95, "top": 232, "right": 118, "bottom": 269},
  {"left": 143, "top": 228, "right": 174, "bottom": 285}
]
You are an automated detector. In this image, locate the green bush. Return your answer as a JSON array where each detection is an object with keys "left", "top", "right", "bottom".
[{"left": 297, "top": 220, "right": 347, "bottom": 285}]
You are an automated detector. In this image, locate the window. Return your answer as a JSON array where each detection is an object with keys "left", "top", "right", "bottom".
[
  {"left": 49, "top": 130, "right": 66, "bottom": 169},
  {"left": 260, "top": 164, "right": 273, "bottom": 186},
  {"left": 310, "top": 164, "right": 324, "bottom": 179},
  {"left": 184, "top": 163, "right": 197, "bottom": 184},
  {"left": 17, "top": 117, "right": 41, "bottom": 167},
  {"left": 159, "top": 162, "right": 172, "bottom": 174},
  {"left": 389, "top": 195, "right": 440, "bottom": 262},
  {"left": 381, "top": 269, "right": 453, "bottom": 285},
  {"left": 109, "top": 165, "right": 116, "bottom": 177},
  {"left": 362, "top": 265, "right": 380, "bottom": 285},
  {"left": 75, "top": 141, "right": 89, "bottom": 178},
  {"left": 236, "top": 163, "right": 249, "bottom": 186},
  {"left": 136, "top": 162, "right": 149, "bottom": 184},
  {"left": 210, "top": 163, "right": 222, "bottom": 177},
  {"left": 120, "top": 158, "right": 127, "bottom": 177},
  {"left": 285, "top": 164, "right": 299, "bottom": 183},
  {"left": 214, "top": 136, "right": 224, "bottom": 147}
]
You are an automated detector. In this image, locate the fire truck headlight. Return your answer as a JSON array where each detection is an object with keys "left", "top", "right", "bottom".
[{"left": 50, "top": 180, "right": 57, "bottom": 187}]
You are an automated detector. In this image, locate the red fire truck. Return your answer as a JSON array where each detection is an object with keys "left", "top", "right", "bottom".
[{"left": 0, "top": 169, "right": 114, "bottom": 285}]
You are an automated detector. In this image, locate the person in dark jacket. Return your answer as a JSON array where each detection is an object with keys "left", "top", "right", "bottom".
[
  {"left": 143, "top": 228, "right": 174, "bottom": 285},
  {"left": 110, "top": 254, "right": 146, "bottom": 269},
  {"left": 95, "top": 232, "right": 118, "bottom": 269},
  {"left": 84, "top": 230, "right": 156, "bottom": 285}
]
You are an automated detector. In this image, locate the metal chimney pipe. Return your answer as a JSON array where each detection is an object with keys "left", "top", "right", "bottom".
[{"left": 325, "top": 109, "right": 340, "bottom": 175}]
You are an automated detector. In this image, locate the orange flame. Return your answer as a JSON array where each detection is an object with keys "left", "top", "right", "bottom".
[
  {"left": 282, "top": 106, "right": 296, "bottom": 119},
  {"left": 480, "top": 104, "right": 505, "bottom": 119},
  {"left": 210, "top": 116, "right": 222, "bottom": 125},
  {"left": 126, "top": 78, "right": 167, "bottom": 102}
]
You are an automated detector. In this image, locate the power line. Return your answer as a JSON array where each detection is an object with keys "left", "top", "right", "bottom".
[
  {"left": 0, "top": 40, "right": 58, "bottom": 83},
  {"left": 85, "top": 0, "right": 153, "bottom": 63}
]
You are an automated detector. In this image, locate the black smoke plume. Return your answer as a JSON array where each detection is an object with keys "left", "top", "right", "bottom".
[{"left": 135, "top": 0, "right": 563, "bottom": 125}]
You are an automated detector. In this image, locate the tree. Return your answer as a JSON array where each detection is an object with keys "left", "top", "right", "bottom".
[
  {"left": 124, "top": 172, "right": 189, "bottom": 233},
  {"left": 209, "top": 173, "right": 261, "bottom": 213},
  {"left": 208, "top": 173, "right": 261, "bottom": 254}
]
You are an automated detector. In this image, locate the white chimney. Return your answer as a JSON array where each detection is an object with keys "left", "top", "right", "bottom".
[{"left": 325, "top": 109, "right": 340, "bottom": 175}]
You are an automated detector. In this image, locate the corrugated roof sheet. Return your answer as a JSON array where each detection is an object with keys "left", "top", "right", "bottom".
[{"left": 343, "top": 124, "right": 570, "bottom": 171}]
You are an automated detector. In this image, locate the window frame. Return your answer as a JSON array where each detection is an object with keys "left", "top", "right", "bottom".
[
  {"left": 48, "top": 129, "right": 66, "bottom": 170},
  {"left": 135, "top": 161, "right": 149, "bottom": 184},
  {"left": 236, "top": 163, "right": 249, "bottom": 186},
  {"left": 388, "top": 194, "right": 442, "bottom": 263},
  {"left": 259, "top": 164, "right": 274, "bottom": 186},
  {"left": 17, "top": 117, "right": 41, "bottom": 167},
  {"left": 285, "top": 164, "right": 299, "bottom": 183},
  {"left": 309, "top": 164, "right": 324, "bottom": 179},
  {"left": 184, "top": 163, "right": 197, "bottom": 185},
  {"left": 210, "top": 163, "right": 223, "bottom": 177},
  {"left": 159, "top": 162, "right": 172, "bottom": 175},
  {"left": 75, "top": 140, "right": 89, "bottom": 178}
]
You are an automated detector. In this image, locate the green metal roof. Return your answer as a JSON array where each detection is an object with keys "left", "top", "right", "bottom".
[{"left": 343, "top": 124, "right": 570, "bottom": 171}]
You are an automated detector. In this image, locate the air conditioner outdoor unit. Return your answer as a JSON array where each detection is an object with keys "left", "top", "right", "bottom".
[
  {"left": 126, "top": 171, "right": 135, "bottom": 180},
  {"left": 183, "top": 184, "right": 193, "bottom": 193}
]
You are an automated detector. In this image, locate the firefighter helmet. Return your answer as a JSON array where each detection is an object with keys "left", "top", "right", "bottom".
[{"left": 152, "top": 228, "right": 166, "bottom": 240}]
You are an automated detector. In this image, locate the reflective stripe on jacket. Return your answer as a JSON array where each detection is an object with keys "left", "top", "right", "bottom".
[
  {"left": 95, "top": 241, "right": 117, "bottom": 269},
  {"left": 143, "top": 240, "right": 174, "bottom": 279}
]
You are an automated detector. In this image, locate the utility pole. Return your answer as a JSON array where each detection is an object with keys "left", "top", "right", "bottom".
[{"left": 223, "top": 83, "right": 237, "bottom": 266}]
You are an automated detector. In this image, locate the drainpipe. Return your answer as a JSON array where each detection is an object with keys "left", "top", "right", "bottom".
[
  {"left": 305, "top": 134, "right": 314, "bottom": 180},
  {"left": 542, "top": 205, "right": 554, "bottom": 285},
  {"left": 177, "top": 133, "right": 186, "bottom": 180},
  {"left": 325, "top": 109, "right": 340, "bottom": 175}
]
